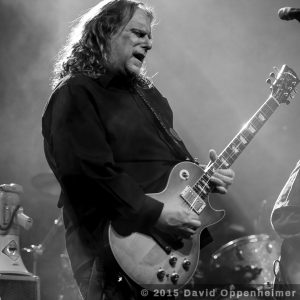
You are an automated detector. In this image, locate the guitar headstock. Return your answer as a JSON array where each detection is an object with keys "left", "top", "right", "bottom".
[{"left": 266, "top": 64, "right": 300, "bottom": 105}]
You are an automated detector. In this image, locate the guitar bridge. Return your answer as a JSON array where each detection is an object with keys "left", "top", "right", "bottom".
[{"left": 180, "top": 186, "right": 206, "bottom": 214}]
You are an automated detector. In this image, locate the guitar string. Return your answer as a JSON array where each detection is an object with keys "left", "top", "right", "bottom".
[
  {"left": 138, "top": 81, "right": 291, "bottom": 213},
  {"left": 189, "top": 72, "right": 300, "bottom": 212},
  {"left": 189, "top": 98, "right": 279, "bottom": 212}
]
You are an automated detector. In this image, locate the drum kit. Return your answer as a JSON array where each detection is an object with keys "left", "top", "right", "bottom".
[
  {"left": 210, "top": 234, "right": 281, "bottom": 287},
  {"left": 201, "top": 222, "right": 283, "bottom": 300}
]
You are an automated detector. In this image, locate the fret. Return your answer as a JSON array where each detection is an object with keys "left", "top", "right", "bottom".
[
  {"left": 221, "top": 148, "right": 236, "bottom": 165},
  {"left": 242, "top": 130, "right": 253, "bottom": 142},
  {"left": 266, "top": 98, "right": 279, "bottom": 111},
  {"left": 257, "top": 112, "right": 267, "bottom": 122},
  {"left": 220, "top": 157, "right": 230, "bottom": 168},
  {"left": 194, "top": 175, "right": 211, "bottom": 197},
  {"left": 223, "top": 147, "right": 233, "bottom": 160},
  {"left": 230, "top": 139, "right": 240, "bottom": 154},
  {"left": 261, "top": 104, "right": 273, "bottom": 118},
  {"left": 236, "top": 137, "right": 246, "bottom": 151},
  {"left": 214, "top": 158, "right": 224, "bottom": 170},
  {"left": 251, "top": 117, "right": 264, "bottom": 130},
  {"left": 205, "top": 101, "right": 277, "bottom": 175},
  {"left": 195, "top": 180, "right": 210, "bottom": 194},
  {"left": 248, "top": 124, "right": 256, "bottom": 134},
  {"left": 196, "top": 98, "right": 278, "bottom": 191},
  {"left": 186, "top": 65, "right": 299, "bottom": 220},
  {"left": 205, "top": 167, "right": 215, "bottom": 178},
  {"left": 201, "top": 173, "right": 210, "bottom": 183},
  {"left": 249, "top": 118, "right": 260, "bottom": 131},
  {"left": 238, "top": 135, "right": 248, "bottom": 145},
  {"left": 221, "top": 139, "right": 240, "bottom": 162}
]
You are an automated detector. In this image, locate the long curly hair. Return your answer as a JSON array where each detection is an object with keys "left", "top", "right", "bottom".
[{"left": 52, "top": 0, "right": 154, "bottom": 89}]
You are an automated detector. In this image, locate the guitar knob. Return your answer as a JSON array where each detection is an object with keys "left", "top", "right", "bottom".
[
  {"left": 170, "top": 272, "right": 179, "bottom": 284},
  {"left": 169, "top": 255, "right": 177, "bottom": 267},
  {"left": 157, "top": 268, "right": 166, "bottom": 281},
  {"left": 182, "top": 258, "right": 191, "bottom": 271}
]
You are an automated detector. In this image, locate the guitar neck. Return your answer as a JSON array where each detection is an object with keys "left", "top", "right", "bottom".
[
  {"left": 206, "top": 94, "right": 279, "bottom": 175},
  {"left": 192, "top": 95, "right": 280, "bottom": 200},
  {"left": 182, "top": 95, "right": 279, "bottom": 213},
  {"left": 190, "top": 64, "right": 299, "bottom": 206}
]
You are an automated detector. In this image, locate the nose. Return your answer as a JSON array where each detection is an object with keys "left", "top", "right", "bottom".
[{"left": 143, "top": 35, "right": 152, "bottom": 51}]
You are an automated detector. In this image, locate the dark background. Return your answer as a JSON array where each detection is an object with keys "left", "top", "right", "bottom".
[{"left": 0, "top": 0, "right": 300, "bottom": 299}]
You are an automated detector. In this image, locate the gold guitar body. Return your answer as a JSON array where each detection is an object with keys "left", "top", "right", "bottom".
[{"left": 108, "top": 161, "right": 225, "bottom": 291}]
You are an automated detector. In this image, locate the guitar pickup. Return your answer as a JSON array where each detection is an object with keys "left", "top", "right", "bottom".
[{"left": 180, "top": 186, "right": 206, "bottom": 214}]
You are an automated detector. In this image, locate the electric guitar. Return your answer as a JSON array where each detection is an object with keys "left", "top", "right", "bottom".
[{"left": 109, "top": 65, "right": 299, "bottom": 292}]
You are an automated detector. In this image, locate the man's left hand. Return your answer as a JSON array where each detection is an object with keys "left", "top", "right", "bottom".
[{"left": 207, "top": 149, "right": 235, "bottom": 194}]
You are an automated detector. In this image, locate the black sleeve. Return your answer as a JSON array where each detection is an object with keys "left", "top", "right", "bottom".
[{"left": 47, "top": 79, "right": 163, "bottom": 234}]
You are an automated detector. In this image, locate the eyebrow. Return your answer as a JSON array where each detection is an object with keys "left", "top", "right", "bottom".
[{"left": 131, "top": 26, "right": 152, "bottom": 39}]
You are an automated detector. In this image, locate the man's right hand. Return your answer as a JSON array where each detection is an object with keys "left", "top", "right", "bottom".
[{"left": 154, "top": 200, "right": 201, "bottom": 240}]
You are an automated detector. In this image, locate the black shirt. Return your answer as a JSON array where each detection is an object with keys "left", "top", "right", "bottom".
[
  {"left": 42, "top": 74, "right": 189, "bottom": 234},
  {"left": 42, "top": 74, "right": 212, "bottom": 272}
]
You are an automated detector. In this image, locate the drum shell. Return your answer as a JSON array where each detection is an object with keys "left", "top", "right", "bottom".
[{"left": 211, "top": 234, "right": 281, "bottom": 286}]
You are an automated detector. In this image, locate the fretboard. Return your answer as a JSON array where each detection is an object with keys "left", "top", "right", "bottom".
[{"left": 194, "top": 95, "right": 280, "bottom": 198}]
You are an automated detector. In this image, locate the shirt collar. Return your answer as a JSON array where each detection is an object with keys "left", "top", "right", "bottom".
[
  {"left": 97, "top": 73, "right": 115, "bottom": 88},
  {"left": 97, "top": 72, "right": 136, "bottom": 90}
]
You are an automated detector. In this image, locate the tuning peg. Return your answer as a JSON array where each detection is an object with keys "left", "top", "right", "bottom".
[
  {"left": 266, "top": 78, "right": 272, "bottom": 85},
  {"left": 269, "top": 72, "right": 276, "bottom": 78},
  {"left": 273, "top": 66, "right": 279, "bottom": 73}
]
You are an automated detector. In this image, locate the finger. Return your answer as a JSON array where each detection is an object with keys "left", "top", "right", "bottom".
[
  {"left": 209, "top": 149, "right": 218, "bottom": 162},
  {"left": 216, "top": 168, "right": 235, "bottom": 179},
  {"left": 210, "top": 176, "right": 225, "bottom": 187},
  {"left": 214, "top": 186, "right": 227, "bottom": 194},
  {"left": 185, "top": 219, "right": 201, "bottom": 228},
  {"left": 212, "top": 168, "right": 235, "bottom": 183},
  {"left": 211, "top": 173, "right": 234, "bottom": 186},
  {"left": 185, "top": 228, "right": 196, "bottom": 234},
  {"left": 180, "top": 228, "right": 197, "bottom": 239}
]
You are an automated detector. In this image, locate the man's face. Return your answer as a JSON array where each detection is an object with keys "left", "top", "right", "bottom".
[{"left": 108, "top": 8, "right": 152, "bottom": 76}]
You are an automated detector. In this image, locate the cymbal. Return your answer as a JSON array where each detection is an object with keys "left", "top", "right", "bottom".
[{"left": 31, "top": 173, "right": 60, "bottom": 197}]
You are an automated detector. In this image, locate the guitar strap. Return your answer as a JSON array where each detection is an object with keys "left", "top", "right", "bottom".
[
  {"left": 135, "top": 85, "right": 214, "bottom": 250},
  {"left": 135, "top": 86, "right": 196, "bottom": 163}
]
